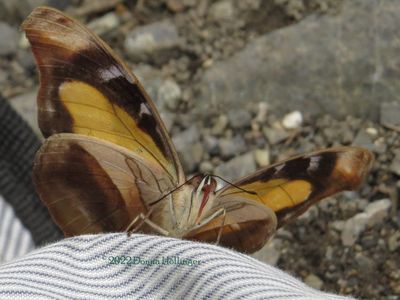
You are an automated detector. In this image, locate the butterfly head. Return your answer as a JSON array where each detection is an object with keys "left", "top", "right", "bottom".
[{"left": 186, "top": 174, "right": 218, "bottom": 224}]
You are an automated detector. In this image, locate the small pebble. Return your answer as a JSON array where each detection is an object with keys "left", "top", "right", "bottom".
[
  {"left": 211, "top": 114, "right": 228, "bottom": 135},
  {"left": 199, "top": 161, "right": 214, "bottom": 173},
  {"left": 341, "top": 213, "right": 368, "bottom": 246},
  {"left": 254, "top": 102, "right": 268, "bottom": 123},
  {"left": 219, "top": 135, "right": 246, "bottom": 159},
  {"left": 157, "top": 79, "right": 182, "bottom": 110},
  {"left": 355, "top": 252, "right": 376, "bottom": 275},
  {"left": 209, "top": 0, "right": 235, "bottom": 21},
  {"left": 263, "top": 125, "right": 289, "bottom": 145},
  {"left": 203, "top": 135, "right": 219, "bottom": 156},
  {"left": 282, "top": 111, "right": 303, "bottom": 129},
  {"left": 254, "top": 148, "right": 270, "bottom": 167},
  {"left": 87, "top": 12, "right": 120, "bottom": 36},
  {"left": 366, "top": 127, "right": 378, "bottom": 137},
  {"left": 305, "top": 274, "right": 323, "bottom": 290},
  {"left": 364, "top": 199, "right": 391, "bottom": 227}
]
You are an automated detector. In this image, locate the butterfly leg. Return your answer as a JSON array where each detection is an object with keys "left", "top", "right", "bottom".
[
  {"left": 142, "top": 217, "right": 170, "bottom": 236},
  {"left": 195, "top": 207, "right": 226, "bottom": 245},
  {"left": 126, "top": 208, "right": 170, "bottom": 236},
  {"left": 216, "top": 208, "right": 227, "bottom": 245},
  {"left": 192, "top": 207, "right": 225, "bottom": 230},
  {"left": 192, "top": 207, "right": 226, "bottom": 245},
  {"left": 125, "top": 207, "right": 154, "bottom": 235}
]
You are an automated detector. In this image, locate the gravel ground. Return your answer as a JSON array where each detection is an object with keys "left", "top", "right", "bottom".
[{"left": 0, "top": 1, "right": 399, "bottom": 299}]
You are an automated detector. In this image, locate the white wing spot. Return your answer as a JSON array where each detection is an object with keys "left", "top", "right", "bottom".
[
  {"left": 98, "top": 65, "right": 121, "bottom": 81},
  {"left": 139, "top": 103, "right": 151, "bottom": 118},
  {"left": 274, "top": 164, "right": 285, "bottom": 173},
  {"left": 308, "top": 156, "right": 321, "bottom": 173}
]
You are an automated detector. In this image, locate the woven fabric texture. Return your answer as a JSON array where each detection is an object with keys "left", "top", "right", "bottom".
[
  {"left": 0, "top": 195, "right": 34, "bottom": 262},
  {"left": 0, "top": 233, "right": 354, "bottom": 300}
]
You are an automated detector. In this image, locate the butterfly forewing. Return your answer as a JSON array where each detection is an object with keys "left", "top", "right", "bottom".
[
  {"left": 218, "top": 147, "right": 373, "bottom": 228},
  {"left": 22, "top": 7, "right": 184, "bottom": 184}
]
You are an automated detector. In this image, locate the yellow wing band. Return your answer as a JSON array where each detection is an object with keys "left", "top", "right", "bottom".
[
  {"left": 59, "top": 80, "right": 170, "bottom": 172},
  {"left": 233, "top": 179, "right": 312, "bottom": 212}
]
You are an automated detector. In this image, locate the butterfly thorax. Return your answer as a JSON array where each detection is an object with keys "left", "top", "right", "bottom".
[{"left": 151, "top": 174, "right": 219, "bottom": 237}]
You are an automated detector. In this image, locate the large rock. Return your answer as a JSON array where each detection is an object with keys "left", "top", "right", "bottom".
[
  {"left": 0, "top": 0, "right": 68, "bottom": 23},
  {"left": 389, "top": 151, "right": 400, "bottom": 176},
  {"left": 214, "top": 151, "right": 256, "bottom": 181},
  {"left": 134, "top": 64, "right": 163, "bottom": 106},
  {"left": 380, "top": 102, "right": 400, "bottom": 126},
  {"left": 0, "top": 22, "right": 18, "bottom": 56},
  {"left": 172, "top": 125, "right": 201, "bottom": 172},
  {"left": 87, "top": 12, "right": 120, "bottom": 36},
  {"left": 197, "top": 0, "right": 400, "bottom": 121},
  {"left": 340, "top": 198, "right": 391, "bottom": 246},
  {"left": 124, "top": 21, "right": 182, "bottom": 64}
]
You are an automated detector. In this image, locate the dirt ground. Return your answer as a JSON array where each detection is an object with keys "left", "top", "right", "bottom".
[{"left": 0, "top": 1, "right": 399, "bottom": 299}]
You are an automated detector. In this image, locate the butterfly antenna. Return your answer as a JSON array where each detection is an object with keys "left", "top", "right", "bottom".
[
  {"left": 186, "top": 190, "right": 195, "bottom": 222},
  {"left": 210, "top": 174, "right": 257, "bottom": 195},
  {"left": 149, "top": 176, "right": 197, "bottom": 206}
]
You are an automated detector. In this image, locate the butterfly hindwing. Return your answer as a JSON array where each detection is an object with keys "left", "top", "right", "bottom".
[
  {"left": 217, "top": 147, "right": 373, "bottom": 228},
  {"left": 184, "top": 197, "right": 277, "bottom": 253},
  {"left": 185, "top": 147, "right": 372, "bottom": 253},
  {"left": 33, "top": 133, "right": 173, "bottom": 236},
  {"left": 22, "top": 7, "right": 184, "bottom": 185}
]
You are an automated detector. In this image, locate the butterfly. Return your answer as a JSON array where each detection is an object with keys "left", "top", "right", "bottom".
[{"left": 22, "top": 7, "right": 373, "bottom": 254}]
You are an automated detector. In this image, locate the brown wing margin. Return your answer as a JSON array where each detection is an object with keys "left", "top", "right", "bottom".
[
  {"left": 22, "top": 7, "right": 184, "bottom": 185},
  {"left": 218, "top": 147, "right": 373, "bottom": 227},
  {"left": 33, "top": 133, "right": 172, "bottom": 236}
]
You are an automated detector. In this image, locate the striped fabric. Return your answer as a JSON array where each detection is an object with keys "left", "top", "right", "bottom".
[
  {"left": 0, "top": 195, "right": 34, "bottom": 262},
  {"left": 0, "top": 233, "right": 354, "bottom": 300}
]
